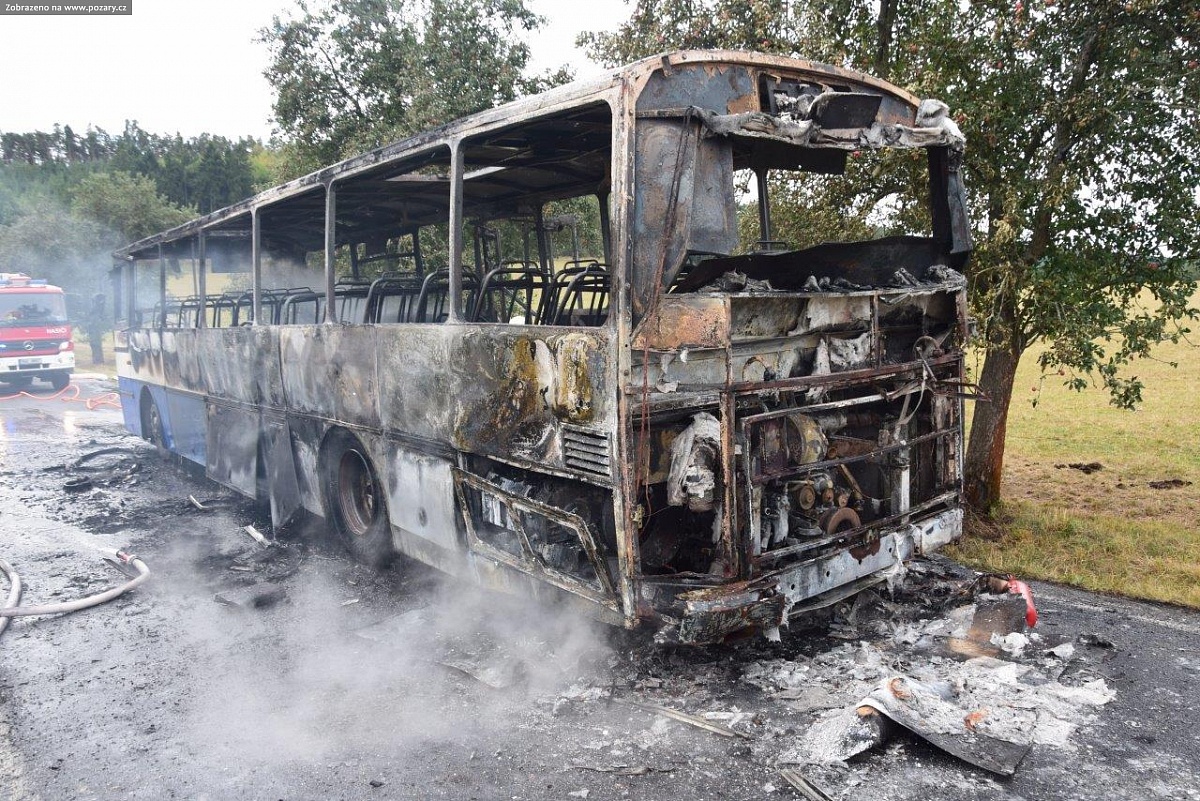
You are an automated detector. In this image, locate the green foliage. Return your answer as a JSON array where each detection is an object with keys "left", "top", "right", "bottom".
[
  {"left": 0, "top": 119, "right": 259, "bottom": 309},
  {"left": 584, "top": 0, "right": 1200, "bottom": 413},
  {"left": 70, "top": 172, "right": 192, "bottom": 243},
  {"left": 947, "top": 0, "right": 1200, "bottom": 409},
  {"left": 1, "top": 121, "right": 258, "bottom": 215},
  {"left": 743, "top": 149, "right": 932, "bottom": 252},
  {"left": 261, "top": 0, "right": 572, "bottom": 177},
  {"left": 578, "top": 0, "right": 957, "bottom": 82},
  {"left": 0, "top": 200, "right": 115, "bottom": 298}
]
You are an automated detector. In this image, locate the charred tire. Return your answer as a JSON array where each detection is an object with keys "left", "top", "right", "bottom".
[
  {"left": 48, "top": 371, "right": 70, "bottom": 391},
  {"left": 320, "top": 429, "right": 394, "bottom": 569},
  {"left": 139, "top": 389, "right": 165, "bottom": 448}
]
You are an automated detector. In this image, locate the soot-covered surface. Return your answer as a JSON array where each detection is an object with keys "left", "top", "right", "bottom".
[{"left": 1, "top": 377, "right": 1199, "bottom": 800}]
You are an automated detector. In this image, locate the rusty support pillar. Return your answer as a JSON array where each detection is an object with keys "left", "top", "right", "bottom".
[
  {"left": 157, "top": 244, "right": 166, "bottom": 330},
  {"left": 197, "top": 233, "right": 207, "bottom": 328},
  {"left": 755, "top": 168, "right": 772, "bottom": 245},
  {"left": 251, "top": 208, "right": 262, "bottom": 324},
  {"left": 412, "top": 230, "right": 424, "bottom": 275},
  {"left": 598, "top": 192, "right": 612, "bottom": 264},
  {"left": 448, "top": 142, "right": 464, "bottom": 321},
  {"left": 324, "top": 183, "right": 338, "bottom": 323},
  {"left": 534, "top": 205, "right": 549, "bottom": 275},
  {"left": 118, "top": 258, "right": 132, "bottom": 326}
]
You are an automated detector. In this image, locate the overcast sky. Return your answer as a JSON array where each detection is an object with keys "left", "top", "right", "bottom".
[{"left": 0, "top": 0, "right": 631, "bottom": 141}]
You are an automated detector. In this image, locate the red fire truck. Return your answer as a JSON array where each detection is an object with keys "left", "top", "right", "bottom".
[{"left": 0, "top": 273, "right": 74, "bottom": 391}]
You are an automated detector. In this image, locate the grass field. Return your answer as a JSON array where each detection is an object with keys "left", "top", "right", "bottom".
[{"left": 950, "top": 306, "right": 1200, "bottom": 607}]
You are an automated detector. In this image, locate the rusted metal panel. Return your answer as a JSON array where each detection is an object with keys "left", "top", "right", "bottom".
[
  {"left": 636, "top": 62, "right": 759, "bottom": 115},
  {"left": 728, "top": 296, "right": 804, "bottom": 339},
  {"left": 447, "top": 328, "right": 612, "bottom": 474},
  {"left": 674, "top": 580, "right": 788, "bottom": 644},
  {"left": 632, "top": 295, "right": 729, "bottom": 350}
]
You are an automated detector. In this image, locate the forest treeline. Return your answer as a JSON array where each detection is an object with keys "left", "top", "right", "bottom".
[
  {"left": 0, "top": 121, "right": 277, "bottom": 307},
  {"left": 0, "top": 121, "right": 272, "bottom": 220}
]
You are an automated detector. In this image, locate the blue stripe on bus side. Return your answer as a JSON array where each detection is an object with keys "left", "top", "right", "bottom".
[{"left": 118, "top": 377, "right": 207, "bottom": 467}]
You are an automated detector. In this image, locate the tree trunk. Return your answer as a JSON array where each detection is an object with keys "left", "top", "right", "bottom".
[
  {"left": 873, "top": 0, "right": 898, "bottom": 80},
  {"left": 964, "top": 343, "right": 1022, "bottom": 514}
]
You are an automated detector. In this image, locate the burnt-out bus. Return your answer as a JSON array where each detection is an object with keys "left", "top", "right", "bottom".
[{"left": 111, "top": 50, "right": 972, "bottom": 644}]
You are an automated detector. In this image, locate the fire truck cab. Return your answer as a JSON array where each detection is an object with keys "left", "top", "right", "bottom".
[{"left": 0, "top": 273, "right": 74, "bottom": 391}]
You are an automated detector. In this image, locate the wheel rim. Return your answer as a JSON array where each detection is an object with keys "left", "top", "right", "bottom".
[
  {"left": 337, "top": 449, "right": 378, "bottom": 537},
  {"left": 147, "top": 403, "right": 163, "bottom": 445}
]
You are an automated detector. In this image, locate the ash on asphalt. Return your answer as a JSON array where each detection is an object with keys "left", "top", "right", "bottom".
[{"left": 2, "top": 378, "right": 1199, "bottom": 801}]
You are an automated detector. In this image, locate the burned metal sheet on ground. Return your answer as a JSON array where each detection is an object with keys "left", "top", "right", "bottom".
[
  {"left": 759, "top": 581, "right": 1114, "bottom": 778},
  {"left": 859, "top": 675, "right": 1035, "bottom": 775}
]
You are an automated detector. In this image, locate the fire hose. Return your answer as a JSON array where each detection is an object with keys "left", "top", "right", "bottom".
[
  {"left": 0, "top": 559, "right": 21, "bottom": 639},
  {"left": 0, "top": 382, "right": 121, "bottom": 410},
  {"left": 0, "top": 550, "right": 150, "bottom": 640}
]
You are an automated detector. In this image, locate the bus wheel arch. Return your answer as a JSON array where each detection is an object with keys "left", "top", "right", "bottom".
[
  {"left": 318, "top": 427, "right": 395, "bottom": 568},
  {"left": 139, "top": 388, "right": 164, "bottom": 447}
]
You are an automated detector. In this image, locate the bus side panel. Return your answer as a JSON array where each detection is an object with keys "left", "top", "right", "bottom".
[
  {"left": 444, "top": 328, "right": 613, "bottom": 463},
  {"left": 373, "top": 326, "right": 615, "bottom": 474},
  {"left": 286, "top": 413, "right": 326, "bottom": 518},
  {"left": 375, "top": 326, "right": 457, "bottom": 441},
  {"left": 199, "top": 327, "right": 286, "bottom": 407},
  {"left": 117, "top": 376, "right": 143, "bottom": 435},
  {"left": 164, "top": 389, "right": 206, "bottom": 465},
  {"left": 376, "top": 445, "right": 461, "bottom": 556},
  {"left": 278, "top": 326, "right": 382, "bottom": 430},
  {"left": 126, "top": 329, "right": 166, "bottom": 387},
  {"left": 205, "top": 401, "right": 260, "bottom": 497},
  {"left": 167, "top": 329, "right": 208, "bottom": 395},
  {"left": 117, "top": 374, "right": 204, "bottom": 466}
]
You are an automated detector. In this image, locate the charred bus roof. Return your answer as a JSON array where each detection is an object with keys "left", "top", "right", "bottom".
[{"left": 113, "top": 50, "right": 949, "bottom": 264}]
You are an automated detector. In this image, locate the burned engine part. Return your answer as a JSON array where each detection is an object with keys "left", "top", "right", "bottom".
[{"left": 667, "top": 412, "right": 722, "bottom": 512}]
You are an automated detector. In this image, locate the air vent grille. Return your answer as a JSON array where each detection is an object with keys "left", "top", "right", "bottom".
[{"left": 562, "top": 424, "right": 611, "bottom": 478}]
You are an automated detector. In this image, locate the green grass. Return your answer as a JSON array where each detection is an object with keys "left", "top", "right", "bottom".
[{"left": 949, "top": 299, "right": 1200, "bottom": 607}]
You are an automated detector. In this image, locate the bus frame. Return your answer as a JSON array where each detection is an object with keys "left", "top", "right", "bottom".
[{"left": 111, "top": 50, "right": 973, "bottom": 644}]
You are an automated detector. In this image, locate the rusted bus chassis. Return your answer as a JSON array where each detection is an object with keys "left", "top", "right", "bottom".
[{"left": 110, "top": 51, "right": 972, "bottom": 644}]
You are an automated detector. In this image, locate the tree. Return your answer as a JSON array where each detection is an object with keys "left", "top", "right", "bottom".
[
  {"left": 0, "top": 201, "right": 115, "bottom": 299},
  {"left": 69, "top": 171, "right": 193, "bottom": 243},
  {"left": 583, "top": 0, "right": 1200, "bottom": 513},
  {"left": 0, "top": 171, "right": 192, "bottom": 311},
  {"left": 260, "top": 0, "right": 571, "bottom": 176},
  {"left": 934, "top": 0, "right": 1199, "bottom": 511}
]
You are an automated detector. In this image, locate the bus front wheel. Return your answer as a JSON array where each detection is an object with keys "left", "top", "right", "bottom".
[{"left": 321, "top": 430, "right": 394, "bottom": 569}]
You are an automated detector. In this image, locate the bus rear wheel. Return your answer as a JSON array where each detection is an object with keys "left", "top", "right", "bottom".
[{"left": 321, "top": 430, "right": 394, "bottom": 569}]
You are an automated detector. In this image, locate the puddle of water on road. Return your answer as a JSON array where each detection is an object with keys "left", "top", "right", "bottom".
[{"left": 0, "top": 490, "right": 121, "bottom": 555}]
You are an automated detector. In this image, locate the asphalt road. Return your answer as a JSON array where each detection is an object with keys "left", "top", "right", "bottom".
[{"left": 1, "top": 376, "right": 1199, "bottom": 801}]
